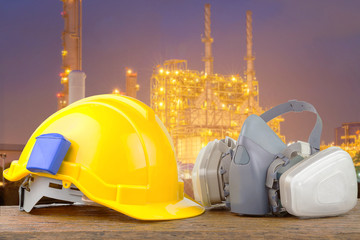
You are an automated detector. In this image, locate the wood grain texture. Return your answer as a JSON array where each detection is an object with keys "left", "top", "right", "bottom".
[{"left": 1, "top": 201, "right": 359, "bottom": 239}]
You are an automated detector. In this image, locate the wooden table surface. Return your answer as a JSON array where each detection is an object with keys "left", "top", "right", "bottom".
[{"left": 1, "top": 201, "right": 359, "bottom": 239}]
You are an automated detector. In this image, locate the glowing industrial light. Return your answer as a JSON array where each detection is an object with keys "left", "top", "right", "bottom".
[
  {"left": 135, "top": 84, "right": 140, "bottom": 90},
  {"left": 166, "top": 71, "right": 170, "bottom": 75},
  {"left": 232, "top": 77, "right": 236, "bottom": 81},
  {"left": 222, "top": 103, "right": 225, "bottom": 108},
  {"left": 175, "top": 71, "right": 179, "bottom": 75},
  {"left": 65, "top": 68, "right": 71, "bottom": 74},
  {"left": 231, "top": 121, "right": 238, "bottom": 127},
  {"left": 112, "top": 88, "right": 120, "bottom": 94},
  {"left": 159, "top": 69, "right": 164, "bottom": 74},
  {"left": 160, "top": 87, "right": 164, "bottom": 92},
  {"left": 172, "top": 79, "right": 176, "bottom": 83},
  {"left": 127, "top": 69, "right": 132, "bottom": 74},
  {"left": 245, "top": 108, "right": 249, "bottom": 113},
  {"left": 61, "top": 77, "right": 68, "bottom": 82},
  {"left": 195, "top": 79, "right": 199, "bottom": 82},
  {"left": 62, "top": 50, "right": 68, "bottom": 56},
  {"left": 159, "top": 102, "right": 164, "bottom": 107}
]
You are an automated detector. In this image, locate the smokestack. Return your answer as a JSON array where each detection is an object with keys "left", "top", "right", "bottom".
[
  {"left": 68, "top": 70, "right": 86, "bottom": 104},
  {"left": 202, "top": 4, "right": 214, "bottom": 75},
  {"left": 245, "top": 10, "right": 255, "bottom": 110}
]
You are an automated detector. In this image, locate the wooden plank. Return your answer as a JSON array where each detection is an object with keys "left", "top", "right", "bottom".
[{"left": 0, "top": 201, "right": 359, "bottom": 239}]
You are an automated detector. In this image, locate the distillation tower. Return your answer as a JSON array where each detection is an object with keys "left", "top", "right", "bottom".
[
  {"left": 57, "top": 0, "right": 82, "bottom": 109},
  {"left": 125, "top": 69, "right": 140, "bottom": 98},
  {"left": 151, "top": 5, "right": 283, "bottom": 165},
  {"left": 202, "top": 4, "right": 213, "bottom": 75},
  {"left": 112, "top": 69, "right": 140, "bottom": 97}
]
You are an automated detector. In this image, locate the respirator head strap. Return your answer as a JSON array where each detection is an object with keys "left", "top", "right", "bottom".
[{"left": 260, "top": 100, "right": 323, "bottom": 154}]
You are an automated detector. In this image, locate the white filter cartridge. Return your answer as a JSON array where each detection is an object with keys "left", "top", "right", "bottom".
[{"left": 280, "top": 147, "right": 357, "bottom": 217}]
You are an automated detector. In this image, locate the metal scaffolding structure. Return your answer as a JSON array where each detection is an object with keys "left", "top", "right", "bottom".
[
  {"left": 322, "top": 122, "right": 360, "bottom": 159},
  {"left": 150, "top": 6, "right": 284, "bottom": 164},
  {"left": 57, "top": 0, "right": 82, "bottom": 109},
  {"left": 151, "top": 60, "right": 283, "bottom": 164}
]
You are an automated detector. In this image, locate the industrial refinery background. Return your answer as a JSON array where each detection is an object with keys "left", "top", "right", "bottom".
[
  {"left": 54, "top": 2, "right": 285, "bottom": 171},
  {"left": 51, "top": 1, "right": 359, "bottom": 165},
  {"left": 150, "top": 7, "right": 285, "bottom": 169},
  {"left": 1, "top": 1, "right": 360, "bottom": 200}
]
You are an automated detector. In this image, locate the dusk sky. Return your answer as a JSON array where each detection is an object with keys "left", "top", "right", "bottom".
[{"left": 1, "top": 0, "right": 359, "bottom": 145}]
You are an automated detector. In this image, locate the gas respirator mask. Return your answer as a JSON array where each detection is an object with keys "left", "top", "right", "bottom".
[{"left": 192, "top": 100, "right": 358, "bottom": 217}]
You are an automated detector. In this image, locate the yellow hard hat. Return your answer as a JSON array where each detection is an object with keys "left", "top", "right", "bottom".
[{"left": 4, "top": 94, "right": 204, "bottom": 220}]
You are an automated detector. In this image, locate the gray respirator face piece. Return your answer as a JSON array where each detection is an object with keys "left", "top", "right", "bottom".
[{"left": 192, "top": 100, "right": 358, "bottom": 217}]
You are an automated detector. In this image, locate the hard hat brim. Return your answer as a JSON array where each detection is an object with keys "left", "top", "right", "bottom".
[
  {"left": 3, "top": 165, "right": 205, "bottom": 220},
  {"left": 100, "top": 195, "right": 205, "bottom": 220}
]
